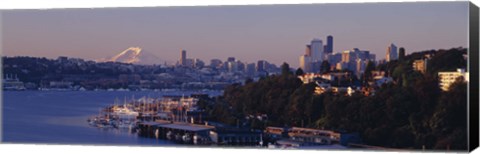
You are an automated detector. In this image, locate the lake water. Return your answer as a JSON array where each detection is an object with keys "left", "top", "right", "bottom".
[{"left": 2, "top": 90, "right": 222, "bottom": 146}]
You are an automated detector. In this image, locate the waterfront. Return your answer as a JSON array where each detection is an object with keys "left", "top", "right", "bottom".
[{"left": 2, "top": 90, "right": 221, "bottom": 145}]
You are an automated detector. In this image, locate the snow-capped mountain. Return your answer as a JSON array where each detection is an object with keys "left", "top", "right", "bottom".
[{"left": 97, "top": 47, "right": 166, "bottom": 65}]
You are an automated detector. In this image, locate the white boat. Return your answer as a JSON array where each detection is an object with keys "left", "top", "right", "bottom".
[
  {"left": 193, "top": 135, "right": 199, "bottom": 145},
  {"left": 155, "top": 129, "right": 160, "bottom": 139},
  {"left": 175, "top": 133, "right": 182, "bottom": 141},
  {"left": 182, "top": 134, "right": 192, "bottom": 143},
  {"left": 116, "top": 120, "right": 135, "bottom": 129},
  {"left": 112, "top": 104, "right": 139, "bottom": 120},
  {"left": 166, "top": 131, "right": 173, "bottom": 140}
]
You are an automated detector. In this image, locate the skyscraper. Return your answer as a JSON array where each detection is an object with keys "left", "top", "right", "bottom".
[
  {"left": 210, "top": 59, "right": 222, "bottom": 69},
  {"left": 336, "top": 48, "right": 376, "bottom": 76},
  {"left": 299, "top": 55, "right": 312, "bottom": 73},
  {"left": 246, "top": 63, "right": 256, "bottom": 76},
  {"left": 180, "top": 49, "right": 187, "bottom": 66},
  {"left": 305, "top": 45, "right": 312, "bottom": 56},
  {"left": 257, "top": 60, "right": 265, "bottom": 72},
  {"left": 326, "top": 35, "right": 333, "bottom": 54},
  {"left": 310, "top": 39, "right": 324, "bottom": 62},
  {"left": 386, "top": 43, "right": 398, "bottom": 62},
  {"left": 227, "top": 61, "right": 238, "bottom": 72},
  {"left": 194, "top": 58, "right": 205, "bottom": 68}
]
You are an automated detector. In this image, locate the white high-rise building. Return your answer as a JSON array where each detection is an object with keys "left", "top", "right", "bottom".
[
  {"left": 438, "top": 68, "right": 469, "bottom": 91},
  {"left": 227, "top": 61, "right": 238, "bottom": 72},
  {"left": 386, "top": 43, "right": 398, "bottom": 62},
  {"left": 299, "top": 55, "right": 312, "bottom": 73},
  {"left": 310, "top": 39, "right": 324, "bottom": 62},
  {"left": 336, "top": 48, "right": 375, "bottom": 75}
]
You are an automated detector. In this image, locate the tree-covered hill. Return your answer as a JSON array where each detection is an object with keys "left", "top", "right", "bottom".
[{"left": 200, "top": 47, "right": 468, "bottom": 150}]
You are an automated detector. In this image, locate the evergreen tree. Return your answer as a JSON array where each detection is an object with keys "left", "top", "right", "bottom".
[
  {"left": 295, "top": 68, "right": 304, "bottom": 76},
  {"left": 399, "top": 47, "right": 406, "bottom": 61},
  {"left": 281, "top": 62, "right": 291, "bottom": 76}
]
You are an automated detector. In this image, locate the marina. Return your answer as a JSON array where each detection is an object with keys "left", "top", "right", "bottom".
[
  {"left": 3, "top": 89, "right": 354, "bottom": 149},
  {"left": 2, "top": 90, "right": 220, "bottom": 145},
  {"left": 84, "top": 93, "right": 353, "bottom": 148}
]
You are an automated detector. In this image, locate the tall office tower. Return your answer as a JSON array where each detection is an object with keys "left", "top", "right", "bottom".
[
  {"left": 327, "top": 52, "right": 342, "bottom": 65},
  {"left": 257, "top": 60, "right": 266, "bottom": 72},
  {"left": 194, "top": 58, "right": 205, "bottom": 68},
  {"left": 299, "top": 55, "right": 312, "bottom": 73},
  {"left": 186, "top": 59, "right": 194, "bottom": 68},
  {"left": 236, "top": 61, "right": 245, "bottom": 72},
  {"left": 180, "top": 50, "right": 187, "bottom": 66},
  {"left": 246, "top": 63, "right": 256, "bottom": 76},
  {"left": 210, "top": 59, "right": 223, "bottom": 69},
  {"left": 326, "top": 35, "right": 333, "bottom": 54},
  {"left": 310, "top": 39, "right": 324, "bottom": 62},
  {"left": 341, "top": 50, "right": 355, "bottom": 63},
  {"left": 227, "top": 61, "right": 238, "bottom": 72},
  {"left": 305, "top": 45, "right": 312, "bottom": 56},
  {"left": 386, "top": 43, "right": 398, "bottom": 62},
  {"left": 337, "top": 48, "right": 376, "bottom": 75}
]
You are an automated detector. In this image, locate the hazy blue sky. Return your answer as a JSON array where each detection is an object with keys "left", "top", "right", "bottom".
[{"left": 1, "top": 2, "right": 469, "bottom": 67}]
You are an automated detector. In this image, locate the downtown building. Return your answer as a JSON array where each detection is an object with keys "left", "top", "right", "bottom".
[
  {"left": 299, "top": 36, "right": 332, "bottom": 73},
  {"left": 178, "top": 49, "right": 195, "bottom": 68},
  {"left": 386, "top": 43, "right": 398, "bottom": 62},
  {"left": 180, "top": 49, "right": 187, "bottom": 66},
  {"left": 210, "top": 59, "right": 223, "bottom": 69},
  {"left": 331, "top": 48, "right": 376, "bottom": 77}
]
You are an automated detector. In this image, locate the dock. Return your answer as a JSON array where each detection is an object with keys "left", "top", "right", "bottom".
[{"left": 137, "top": 120, "right": 214, "bottom": 145}]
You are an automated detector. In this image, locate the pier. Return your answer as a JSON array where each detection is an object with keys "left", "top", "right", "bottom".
[{"left": 137, "top": 120, "right": 214, "bottom": 145}]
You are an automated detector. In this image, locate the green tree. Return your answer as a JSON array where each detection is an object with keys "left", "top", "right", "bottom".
[
  {"left": 430, "top": 78, "right": 467, "bottom": 150},
  {"left": 427, "top": 48, "right": 467, "bottom": 75},
  {"left": 295, "top": 68, "right": 304, "bottom": 76},
  {"left": 245, "top": 77, "right": 254, "bottom": 84},
  {"left": 363, "top": 60, "right": 376, "bottom": 85},
  {"left": 281, "top": 62, "right": 291, "bottom": 76}
]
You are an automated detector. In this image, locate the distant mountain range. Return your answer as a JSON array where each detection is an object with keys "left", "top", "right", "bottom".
[{"left": 96, "top": 47, "right": 169, "bottom": 65}]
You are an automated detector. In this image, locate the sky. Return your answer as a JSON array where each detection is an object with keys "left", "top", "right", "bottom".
[{"left": 1, "top": 1, "right": 469, "bottom": 68}]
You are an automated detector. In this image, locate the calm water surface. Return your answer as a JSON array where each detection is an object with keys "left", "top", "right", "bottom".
[{"left": 2, "top": 90, "right": 221, "bottom": 146}]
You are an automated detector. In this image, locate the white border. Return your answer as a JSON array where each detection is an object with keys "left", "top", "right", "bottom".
[
  {"left": 0, "top": 0, "right": 479, "bottom": 154},
  {"left": 0, "top": 0, "right": 475, "bottom": 9}
]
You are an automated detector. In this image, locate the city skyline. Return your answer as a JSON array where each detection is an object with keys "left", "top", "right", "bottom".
[{"left": 2, "top": 2, "right": 469, "bottom": 68}]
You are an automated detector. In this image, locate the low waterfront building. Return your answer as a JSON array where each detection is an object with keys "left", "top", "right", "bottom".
[
  {"left": 2, "top": 74, "right": 25, "bottom": 90},
  {"left": 137, "top": 120, "right": 214, "bottom": 145},
  {"left": 264, "top": 126, "right": 348, "bottom": 148},
  {"left": 49, "top": 81, "right": 73, "bottom": 89},
  {"left": 288, "top": 127, "right": 341, "bottom": 145},
  {"left": 209, "top": 127, "right": 263, "bottom": 146},
  {"left": 265, "top": 127, "right": 289, "bottom": 139}
]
